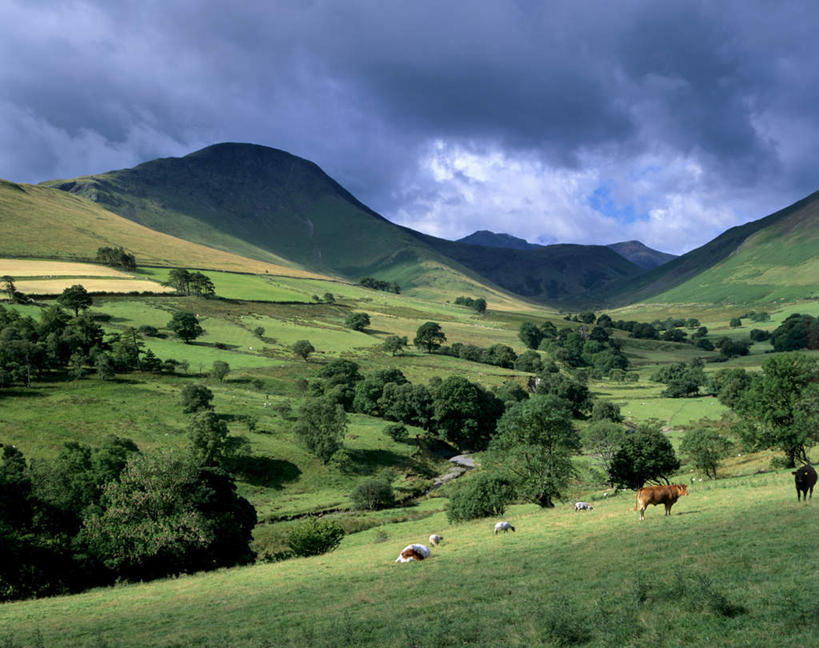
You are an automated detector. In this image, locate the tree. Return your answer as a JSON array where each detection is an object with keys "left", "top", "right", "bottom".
[
  {"left": 729, "top": 317, "right": 742, "bottom": 328},
  {"left": 514, "top": 350, "right": 543, "bottom": 373},
  {"left": 651, "top": 360, "right": 706, "bottom": 398},
  {"left": 210, "top": 360, "right": 230, "bottom": 383},
  {"left": 95, "top": 353, "right": 115, "bottom": 380},
  {"left": 180, "top": 383, "right": 214, "bottom": 413},
  {"left": 533, "top": 371, "right": 592, "bottom": 418},
  {"left": 608, "top": 423, "right": 680, "bottom": 489},
  {"left": 591, "top": 400, "right": 623, "bottom": 423},
  {"left": 187, "top": 411, "right": 231, "bottom": 466},
  {"left": 414, "top": 321, "right": 446, "bottom": 352},
  {"left": 83, "top": 451, "right": 255, "bottom": 581},
  {"left": 486, "top": 394, "right": 580, "bottom": 507},
  {"left": 732, "top": 353, "right": 819, "bottom": 466},
  {"left": 96, "top": 246, "right": 136, "bottom": 271},
  {"left": 431, "top": 376, "right": 504, "bottom": 450},
  {"left": 292, "top": 339, "right": 315, "bottom": 362},
  {"left": 167, "top": 312, "right": 203, "bottom": 343},
  {"left": 351, "top": 478, "right": 395, "bottom": 510},
  {"left": 519, "top": 321, "right": 544, "bottom": 350},
  {"left": 322, "top": 292, "right": 335, "bottom": 303},
  {"left": 680, "top": 428, "right": 733, "bottom": 479},
  {"left": 188, "top": 272, "right": 215, "bottom": 297},
  {"left": 708, "top": 368, "right": 751, "bottom": 409},
  {"left": 473, "top": 297, "right": 487, "bottom": 314},
  {"left": 769, "top": 314, "right": 819, "bottom": 351},
  {"left": 58, "top": 284, "right": 93, "bottom": 317},
  {"left": 582, "top": 421, "right": 627, "bottom": 481},
  {"left": 345, "top": 312, "right": 370, "bottom": 332},
  {"left": 446, "top": 472, "right": 515, "bottom": 523},
  {"left": 164, "top": 269, "right": 191, "bottom": 294},
  {"left": 1, "top": 276, "right": 16, "bottom": 302},
  {"left": 382, "top": 335, "right": 408, "bottom": 356},
  {"left": 293, "top": 397, "right": 348, "bottom": 463}
]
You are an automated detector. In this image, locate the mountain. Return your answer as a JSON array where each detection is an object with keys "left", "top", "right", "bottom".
[
  {"left": 603, "top": 190, "right": 819, "bottom": 305},
  {"left": 606, "top": 240, "right": 677, "bottom": 269},
  {"left": 44, "top": 143, "right": 644, "bottom": 306},
  {"left": 456, "top": 230, "right": 541, "bottom": 250},
  {"left": 415, "top": 233, "right": 643, "bottom": 305},
  {"left": 0, "top": 179, "right": 315, "bottom": 276}
]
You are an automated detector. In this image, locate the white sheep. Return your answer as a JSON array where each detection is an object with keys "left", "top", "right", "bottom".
[
  {"left": 428, "top": 534, "right": 443, "bottom": 546},
  {"left": 395, "top": 544, "right": 431, "bottom": 562},
  {"left": 494, "top": 521, "right": 515, "bottom": 534},
  {"left": 574, "top": 502, "right": 593, "bottom": 511}
]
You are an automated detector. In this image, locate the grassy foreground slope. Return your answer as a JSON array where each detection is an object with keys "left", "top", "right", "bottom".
[
  {"left": 0, "top": 179, "right": 320, "bottom": 276},
  {"left": 604, "top": 189, "right": 819, "bottom": 306},
  {"left": 1, "top": 470, "right": 815, "bottom": 648}
]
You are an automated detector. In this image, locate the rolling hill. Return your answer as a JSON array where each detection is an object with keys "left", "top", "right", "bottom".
[
  {"left": 602, "top": 190, "right": 819, "bottom": 306},
  {"left": 0, "top": 179, "right": 319, "bottom": 276}
]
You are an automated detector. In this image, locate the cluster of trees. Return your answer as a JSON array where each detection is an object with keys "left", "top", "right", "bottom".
[
  {"left": 651, "top": 359, "right": 707, "bottom": 397},
  {"left": 0, "top": 301, "right": 198, "bottom": 387},
  {"left": 453, "top": 296, "right": 487, "bottom": 314},
  {"left": 438, "top": 342, "right": 518, "bottom": 369},
  {"left": 0, "top": 433, "right": 255, "bottom": 601},
  {"left": 358, "top": 277, "right": 400, "bottom": 294},
  {"left": 519, "top": 318, "right": 629, "bottom": 376},
  {"left": 162, "top": 269, "right": 215, "bottom": 297},
  {"left": 95, "top": 246, "right": 136, "bottom": 271},
  {"left": 301, "top": 359, "right": 505, "bottom": 453},
  {"left": 345, "top": 312, "right": 370, "bottom": 331},
  {"left": 769, "top": 313, "right": 819, "bottom": 351},
  {"left": 713, "top": 353, "right": 819, "bottom": 466},
  {"left": 1, "top": 276, "right": 28, "bottom": 304}
]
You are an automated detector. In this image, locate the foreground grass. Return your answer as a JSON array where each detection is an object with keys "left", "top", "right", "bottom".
[{"left": 1, "top": 470, "right": 815, "bottom": 648}]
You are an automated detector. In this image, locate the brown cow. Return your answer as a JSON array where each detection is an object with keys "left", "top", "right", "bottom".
[{"left": 634, "top": 484, "right": 688, "bottom": 520}]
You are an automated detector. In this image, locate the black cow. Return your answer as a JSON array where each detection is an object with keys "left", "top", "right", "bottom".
[{"left": 792, "top": 465, "right": 817, "bottom": 502}]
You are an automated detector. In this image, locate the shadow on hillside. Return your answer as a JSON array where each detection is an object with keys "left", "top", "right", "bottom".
[
  {"left": 337, "top": 448, "right": 407, "bottom": 476},
  {"left": 232, "top": 456, "right": 301, "bottom": 489}
]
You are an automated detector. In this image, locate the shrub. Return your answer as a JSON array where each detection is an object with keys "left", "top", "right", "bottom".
[
  {"left": 286, "top": 518, "right": 345, "bottom": 557},
  {"left": 446, "top": 472, "right": 515, "bottom": 523},
  {"left": 180, "top": 384, "right": 214, "bottom": 413},
  {"left": 351, "top": 478, "right": 395, "bottom": 510},
  {"left": 384, "top": 423, "right": 409, "bottom": 442}
]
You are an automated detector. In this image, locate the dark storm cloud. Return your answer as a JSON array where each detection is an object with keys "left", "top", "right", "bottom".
[{"left": 1, "top": 0, "right": 817, "bottom": 252}]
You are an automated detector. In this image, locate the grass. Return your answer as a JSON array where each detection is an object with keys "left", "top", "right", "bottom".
[{"left": 0, "top": 470, "right": 815, "bottom": 647}]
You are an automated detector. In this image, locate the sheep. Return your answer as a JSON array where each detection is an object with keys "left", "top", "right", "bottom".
[
  {"left": 395, "top": 544, "right": 431, "bottom": 562},
  {"left": 574, "top": 502, "right": 593, "bottom": 511},
  {"left": 494, "top": 521, "right": 515, "bottom": 534},
  {"left": 428, "top": 534, "right": 443, "bottom": 546}
]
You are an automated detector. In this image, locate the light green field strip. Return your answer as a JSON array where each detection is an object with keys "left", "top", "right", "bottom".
[{"left": 241, "top": 315, "right": 382, "bottom": 354}]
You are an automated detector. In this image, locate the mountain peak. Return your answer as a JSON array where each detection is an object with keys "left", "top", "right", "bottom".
[
  {"left": 456, "top": 230, "right": 541, "bottom": 250},
  {"left": 606, "top": 240, "right": 677, "bottom": 269}
]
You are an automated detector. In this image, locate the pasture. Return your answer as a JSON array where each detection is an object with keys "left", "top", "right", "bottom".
[{"left": 0, "top": 469, "right": 815, "bottom": 648}]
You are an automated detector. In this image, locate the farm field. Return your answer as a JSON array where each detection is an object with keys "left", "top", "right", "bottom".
[{"left": 0, "top": 469, "right": 815, "bottom": 648}]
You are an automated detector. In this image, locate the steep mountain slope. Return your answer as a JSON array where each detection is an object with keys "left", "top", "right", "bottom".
[
  {"left": 45, "top": 143, "right": 645, "bottom": 306},
  {"left": 606, "top": 240, "right": 677, "bottom": 269},
  {"left": 0, "top": 179, "right": 318, "bottom": 276},
  {"left": 602, "top": 190, "right": 819, "bottom": 306},
  {"left": 416, "top": 233, "right": 643, "bottom": 306},
  {"left": 456, "top": 230, "right": 541, "bottom": 250}
]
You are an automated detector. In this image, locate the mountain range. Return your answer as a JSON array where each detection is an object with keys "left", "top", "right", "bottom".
[{"left": 0, "top": 142, "right": 812, "bottom": 308}]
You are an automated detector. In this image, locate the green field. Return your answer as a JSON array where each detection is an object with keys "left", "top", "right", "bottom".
[{"left": 1, "top": 469, "right": 816, "bottom": 648}]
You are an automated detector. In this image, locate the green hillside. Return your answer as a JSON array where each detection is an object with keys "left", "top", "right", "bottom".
[
  {"left": 648, "top": 194, "right": 819, "bottom": 304},
  {"left": 1, "top": 469, "right": 815, "bottom": 648},
  {"left": 0, "top": 179, "right": 318, "bottom": 276},
  {"left": 603, "top": 190, "right": 819, "bottom": 306},
  {"left": 44, "top": 143, "right": 648, "bottom": 307}
]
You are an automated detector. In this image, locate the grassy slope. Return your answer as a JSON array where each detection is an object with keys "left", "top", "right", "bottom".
[
  {"left": 603, "top": 189, "right": 819, "bottom": 306},
  {"left": 0, "top": 180, "right": 322, "bottom": 277},
  {"left": 1, "top": 471, "right": 816, "bottom": 648},
  {"left": 648, "top": 195, "right": 819, "bottom": 304}
]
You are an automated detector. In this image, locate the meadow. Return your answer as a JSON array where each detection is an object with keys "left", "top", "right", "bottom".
[
  {"left": 1, "top": 265, "right": 817, "bottom": 647},
  {"left": 0, "top": 469, "right": 815, "bottom": 648}
]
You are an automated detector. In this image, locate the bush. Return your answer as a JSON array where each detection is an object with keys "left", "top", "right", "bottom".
[
  {"left": 384, "top": 423, "right": 409, "bottom": 442},
  {"left": 351, "top": 478, "right": 395, "bottom": 510},
  {"left": 286, "top": 518, "right": 345, "bottom": 557},
  {"left": 446, "top": 472, "right": 515, "bottom": 523}
]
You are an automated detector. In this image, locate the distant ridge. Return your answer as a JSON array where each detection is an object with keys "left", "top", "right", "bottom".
[
  {"left": 606, "top": 240, "right": 676, "bottom": 269},
  {"left": 456, "top": 230, "right": 541, "bottom": 250}
]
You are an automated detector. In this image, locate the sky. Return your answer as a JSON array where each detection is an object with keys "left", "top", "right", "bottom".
[{"left": 1, "top": 0, "right": 818, "bottom": 255}]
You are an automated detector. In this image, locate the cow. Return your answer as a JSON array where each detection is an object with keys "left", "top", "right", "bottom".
[
  {"left": 574, "top": 502, "right": 593, "bottom": 512},
  {"left": 428, "top": 534, "right": 444, "bottom": 546},
  {"left": 634, "top": 484, "right": 688, "bottom": 520},
  {"left": 793, "top": 465, "right": 817, "bottom": 501},
  {"left": 395, "top": 544, "right": 431, "bottom": 563},
  {"left": 494, "top": 521, "right": 515, "bottom": 534}
]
